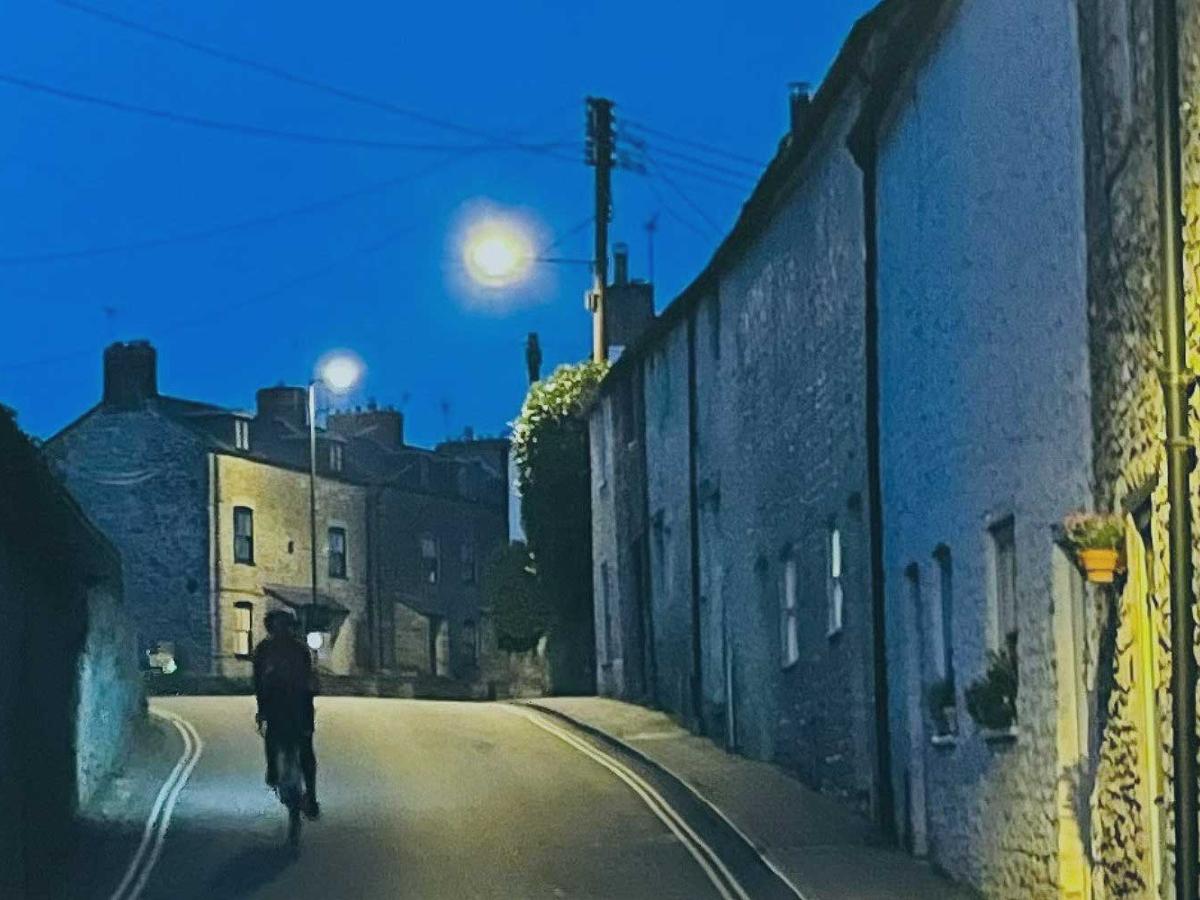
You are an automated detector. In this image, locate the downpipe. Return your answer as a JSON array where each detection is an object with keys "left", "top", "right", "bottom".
[{"left": 1153, "top": 0, "right": 1198, "bottom": 896}]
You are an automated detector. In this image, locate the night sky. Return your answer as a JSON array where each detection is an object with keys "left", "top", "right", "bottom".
[{"left": 1, "top": 1, "right": 875, "bottom": 447}]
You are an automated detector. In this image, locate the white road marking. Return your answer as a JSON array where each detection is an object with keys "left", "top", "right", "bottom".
[
  {"left": 509, "top": 706, "right": 753, "bottom": 900},
  {"left": 108, "top": 707, "right": 204, "bottom": 900}
]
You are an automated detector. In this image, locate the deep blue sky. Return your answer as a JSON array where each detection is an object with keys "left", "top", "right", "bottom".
[{"left": 0, "top": 0, "right": 875, "bottom": 447}]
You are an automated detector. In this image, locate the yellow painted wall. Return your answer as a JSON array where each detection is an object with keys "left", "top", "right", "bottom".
[{"left": 212, "top": 453, "right": 368, "bottom": 676}]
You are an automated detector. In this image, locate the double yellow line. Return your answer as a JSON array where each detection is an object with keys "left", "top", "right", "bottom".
[{"left": 509, "top": 706, "right": 753, "bottom": 900}]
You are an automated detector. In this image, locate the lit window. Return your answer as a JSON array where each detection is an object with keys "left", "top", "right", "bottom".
[
  {"left": 328, "top": 527, "right": 347, "bottom": 579},
  {"left": 990, "top": 518, "right": 1017, "bottom": 648},
  {"left": 234, "top": 418, "right": 250, "bottom": 451},
  {"left": 421, "top": 535, "right": 439, "bottom": 584},
  {"left": 329, "top": 442, "right": 344, "bottom": 473},
  {"left": 461, "top": 541, "right": 476, "bottom": 584},
  {"left": 233, "top": 602, "right": 253, "bottom": 658},
  {"left": 827, "top": 527, "right": 844, "bottom": 636},
  {"left": 233, "top": 507, "right": 254, "bottom": 564},
  {"left": 781, "top": 555, "right": 799, "bottom": 668}
]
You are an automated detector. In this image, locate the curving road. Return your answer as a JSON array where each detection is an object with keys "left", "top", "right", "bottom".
[{"left": 90, "top": 696, "right": 738, "bottom": 900}]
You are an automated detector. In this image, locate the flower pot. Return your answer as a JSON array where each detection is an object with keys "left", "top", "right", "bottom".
[{"left": 1078, "top": 548, "right": 1122, "bottom": 584}]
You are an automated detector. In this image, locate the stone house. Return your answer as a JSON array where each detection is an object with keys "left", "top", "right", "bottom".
[
  {"left": 45, "top": 341, "right": 508, "bottom": 680},
  {"left": 1075, "top": 0, "right": 1200, "bottom": 896},
  {"left": 589, "top": 5, "right": 894, "bottom": 820},
  {"left": 849, "top": 0, "right": 1099, "bottom": 895}
]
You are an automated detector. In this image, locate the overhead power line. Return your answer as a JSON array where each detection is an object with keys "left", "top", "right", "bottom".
[
  {"left": 0, "top": 72, "right": 573, "bottom": 156},
  {"left": 0, "top": 148, "right": 483, "bottom": 265},
  {"left": 1, "top": 219, "right": 422, "bottom": 372},
  {"left": 651, "top": 167, "right": 723, "bottom": 234},
  {"left": 56, "top": 0, "right": 580, "bottom": 165},
  {"left": 622, "top": 118, "right": 767, "bottom": 168}
]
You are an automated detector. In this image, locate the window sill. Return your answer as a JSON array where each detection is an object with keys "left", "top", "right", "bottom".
[
  {"left": 235, "top": 560, "right": 255, "bottom": 567},
  {"left": 930, "top": 733, "right": 958, "bottom": 748},
  {"left": 980, "top": 725, "right": 1019, "bottom": 746}
]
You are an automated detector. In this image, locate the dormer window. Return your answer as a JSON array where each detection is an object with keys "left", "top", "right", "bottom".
[
  {"left": 234, "top": 418, "right": 250, "bottom": 451},
  {"left": 329, "top": 442, "right": 344, "bottom": 473}
]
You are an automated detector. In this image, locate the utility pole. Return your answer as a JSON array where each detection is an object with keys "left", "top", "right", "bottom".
[{"left": 586, "top": 97, "right": 615, "bottom": 363}]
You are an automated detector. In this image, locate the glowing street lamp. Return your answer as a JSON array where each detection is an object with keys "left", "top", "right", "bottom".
[
  {"left": 462, "top": 217, "right": 535, "bottom": 287},
  {"left": 306, "top": 351, "right": 363, "bottom": 641}
]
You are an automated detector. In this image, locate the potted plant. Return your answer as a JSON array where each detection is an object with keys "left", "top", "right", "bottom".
[
  {"left": 965, "top": 632, "right": 1018, "bottom": 740},
  {"left": 927, "top": 676, "right": 957, "bottom": 739},
  {"left": 1064, "top": 511, "right": 1125, "bottom": 584}
]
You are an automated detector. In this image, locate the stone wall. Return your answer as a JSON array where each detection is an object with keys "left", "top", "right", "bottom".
[
  {"left": 1077, "top": 0, "right": 1200, "bottom": 894},
  {"left": 874, "top": 0, "right": 1092, "bottom": 894},
  {"left": 215, "top": 454, "right": 369, "bottom": 676},
  {"left": 76, "top": 581, "right": 142, "bottom": 806},
  {"left": 0, "top": 410, "right": 142, "bottom": 898},
  {"left": 45, "top": 406, "right": 213, "bottom": 671},
  {"left": 713, "top": 88, "right": 878, "bottom": 812},
  {"left": 642, "top": 325, "right": 697, "bottom": 721},
  {"left": 372, "top": 483, "right": 507, "bottom": 679}
]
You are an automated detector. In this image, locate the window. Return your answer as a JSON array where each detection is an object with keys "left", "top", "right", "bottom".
[
  {"left": 233, "top": 506, "right": 254, "bottom": 564},
  {"left": 328, "top": 527, "right": 347, "bottom": 578},
  {"left": 329, "top": 442, "right": 344, "bottom": 473},
  {"left": 827, "top": 526, "right": 844, "bottom": 636},
  {"left": 233, "top": 602, "right": 253, "bottom": 658},
  {"left": 463, "top": 620, "right": 478, "bottom": 667},
  {"left": 234, "top": 418, "right": 250, "bottom": 451},
  {"left": 934, "top": 545, "right": 954, "bottom": 685},
  {"left": 990, "top": 517, "right": 1017, "bottom": 648},
  {"left": 460, "top": 540, "right": 476, "bottom": 584},
  {"left": 600, "top": 561, "right": 614, "bottom": 663},
  {"left": 781, "top": 554, "right": 799, "bottom": 668},
  {"left": 421, "top": 535, "right": 439, "bottom": 584}
]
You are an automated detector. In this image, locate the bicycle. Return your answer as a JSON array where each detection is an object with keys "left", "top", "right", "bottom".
[{"left": 274, "top": 740, "right": 304, "bottom": 849}]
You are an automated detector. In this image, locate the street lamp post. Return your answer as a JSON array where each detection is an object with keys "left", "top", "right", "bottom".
[{"left": 306, "top": 353, "right": 363, "bottom": 650}]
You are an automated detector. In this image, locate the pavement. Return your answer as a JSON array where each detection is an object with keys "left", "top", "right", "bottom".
[
  {"left": 526, "top": 696, "right": 979, "bottom": 900},
  {"left": 68, "top": 696, "right": 774, "bottom": 899}
]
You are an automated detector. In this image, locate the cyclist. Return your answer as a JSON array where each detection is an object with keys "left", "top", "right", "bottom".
[{"left": 253, "top": 609, "right": 320, "bottom": 819}]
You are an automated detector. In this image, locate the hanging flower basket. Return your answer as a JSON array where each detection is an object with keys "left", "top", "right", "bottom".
[
  {"left": 1077, "top": 548, "right": 1122, "bottom": 584},
  {"left": 1063, "top": 512, "right": 1125, "bottom": 584}
]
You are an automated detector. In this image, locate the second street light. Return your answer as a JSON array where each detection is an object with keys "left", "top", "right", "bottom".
[{"left": 307, "top": 351, "right": 363, "bottom": 651}]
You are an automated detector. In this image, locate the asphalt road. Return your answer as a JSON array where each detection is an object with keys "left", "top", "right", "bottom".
[{"left": 87, "top": 696, "right": 737, "bottom": 900}]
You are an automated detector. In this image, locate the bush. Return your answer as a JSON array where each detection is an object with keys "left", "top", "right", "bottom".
[
  {"left": 965, "top": 631, "right": 1018, "bottom": 730},
  {"left": 481, "top": 542, "right": 548, "bottom": 653},
  {"left": 1063, "top": 511, "right": 1124, "bottom": 550}
]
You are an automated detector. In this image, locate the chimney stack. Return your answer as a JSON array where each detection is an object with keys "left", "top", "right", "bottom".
[
  {"left": 790, "top": 82, "right": 812, "bottom": 140},
  {"left": 103, "top": 340, "right": 158, "bottom": 409},
  {"left": 255, "top": 386, "right": 308, "bottom": 428},
  {"left": 613, "top": 242, "right": 629, "bottom": 287}
]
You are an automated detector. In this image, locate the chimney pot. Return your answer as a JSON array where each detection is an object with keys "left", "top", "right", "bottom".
[
  {"left": 789, "top": 82, "right": 812, "bottom": 139},
  {"left": 613, "top": 242, "right": 629, "bottom": 286}
]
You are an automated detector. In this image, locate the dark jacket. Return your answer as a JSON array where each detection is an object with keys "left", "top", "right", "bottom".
[{"left": 252, "top": 635, "right": 317, "bottom": 735}]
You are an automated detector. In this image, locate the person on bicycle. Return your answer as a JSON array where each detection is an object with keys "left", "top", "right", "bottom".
[{"left": 253, "top": 609, "right": 320, "bottom": 819}]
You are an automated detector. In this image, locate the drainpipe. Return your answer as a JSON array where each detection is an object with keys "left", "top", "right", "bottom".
[
  {"left": 850, "top": 126, "right": 896, "bottom": 836},
  {"left": 1154, "top": 0, "right": 1197, "bottom": 895},
  {"left": 687, "top": 311, "right": 705, "bottom": 733}
]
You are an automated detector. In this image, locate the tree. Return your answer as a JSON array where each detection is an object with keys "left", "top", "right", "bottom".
[
  {"left": 481, "top": 542, "right": 547, "bottom": 653},
  {"left": 511, "top": 360, "right": 608, "bottom": 693}
]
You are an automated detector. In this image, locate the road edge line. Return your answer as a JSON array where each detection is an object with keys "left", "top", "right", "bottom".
[
  {"left": 519, "top": 702, "right": 810, "bottom": 900},
  {"left": 508, "top": 706, "right": 744, "bottom": 900},
  {"left": 126, "top": 709, "right": 204, "bottom": 900},
  {"left": 107, "top": 710, "right": 192, "bottom": 900}
]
